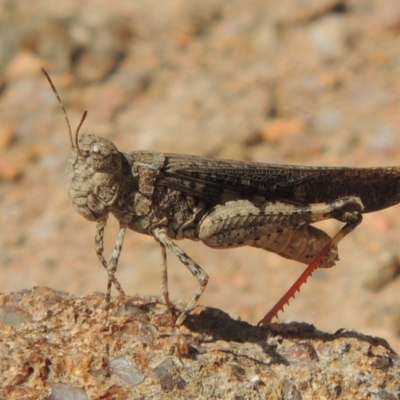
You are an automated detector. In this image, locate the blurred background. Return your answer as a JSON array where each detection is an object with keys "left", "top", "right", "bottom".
[{"left": 1, "top": 0, "right": 400, "bottom": 351}]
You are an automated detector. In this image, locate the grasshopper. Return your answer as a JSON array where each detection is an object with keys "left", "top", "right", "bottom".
[{"left": 43, "top": 69, "right": 400, "bottom": 328}]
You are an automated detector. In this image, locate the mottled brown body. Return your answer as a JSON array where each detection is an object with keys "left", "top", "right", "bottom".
[{"left": 44, "top": 69, "right": 400, "bottom": 327}]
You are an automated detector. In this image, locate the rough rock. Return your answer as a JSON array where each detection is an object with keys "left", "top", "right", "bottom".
[{"left": 0, "top": 287, "right": 399, "bottom": 399}]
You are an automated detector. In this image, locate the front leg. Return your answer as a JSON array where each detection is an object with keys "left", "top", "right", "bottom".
[
  {"left": 151, "top": 227, "right": 209, "bottom": 328},
  {"left": 95, "top": 219, "right": 127, "bottom": 312}
]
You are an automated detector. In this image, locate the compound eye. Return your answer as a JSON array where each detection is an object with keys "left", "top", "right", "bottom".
[{"left": 92, "top": 144, "right": 101, "bottom": 154}]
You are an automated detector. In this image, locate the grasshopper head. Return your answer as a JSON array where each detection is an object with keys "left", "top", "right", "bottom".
[
  {"left": 67, "top": 132, "right": 123, "bottom": 222},
  {"left": 42, "top": 69, "right": 123, "bottom": 223}
]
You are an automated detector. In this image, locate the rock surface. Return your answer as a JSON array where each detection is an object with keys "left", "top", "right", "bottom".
[{"left": 1, "top": 287, "right": 399, "bottom": 399}]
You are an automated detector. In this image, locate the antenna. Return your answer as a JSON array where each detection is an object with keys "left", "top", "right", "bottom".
[{"left": 42, "top": 68, "right": 87, "bottom": 154}]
